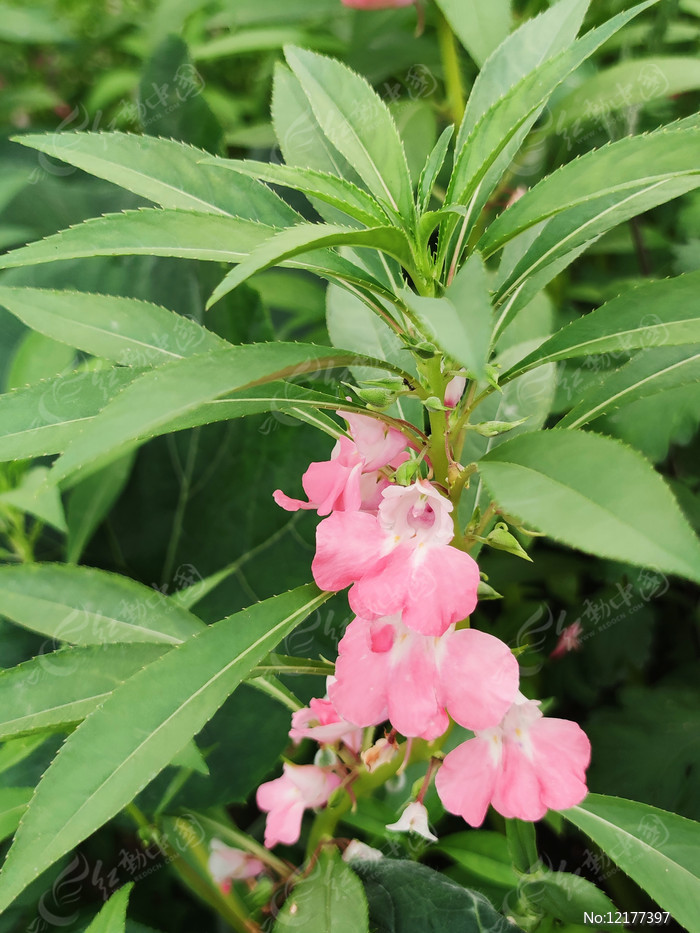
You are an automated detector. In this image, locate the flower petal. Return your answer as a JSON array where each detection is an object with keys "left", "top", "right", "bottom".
[
  {"left": 312, "top": 511, "right": 388, "bottom": 591},
  {"left": 435, "top": 737, "right": 498, "bottom": 828}
]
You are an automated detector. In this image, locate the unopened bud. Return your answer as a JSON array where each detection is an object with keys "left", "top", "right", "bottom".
[
  {"left": 469, "top": 418, "right": 527, "bottom": 437},
  {"left": 423, "top": 396, "right": 446, "bottom": 412},
  {"left": 485, "top": 522, "right": 533, "bottom": 562},
  {"left": 362, "top": 736, "right": 398, "bottom": 772},
  {"left": 395, "top": 459, "right": 422, "bottom": 486}
]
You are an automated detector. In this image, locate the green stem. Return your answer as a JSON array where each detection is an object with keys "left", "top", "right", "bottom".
[{"left": 436, "top": 9, "right": 465, "bottom": 127}]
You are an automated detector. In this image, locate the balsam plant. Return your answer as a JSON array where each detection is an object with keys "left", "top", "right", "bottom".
[{"left": 0, "top": 0, "right": 699, "bottom": 930}]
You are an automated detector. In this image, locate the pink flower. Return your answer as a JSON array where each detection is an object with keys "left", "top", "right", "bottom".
[
  {"left": 313, "top": 480, "right": 480, "bottom": 635},
  {"left": 256, "top": 764, "right": 342, "bottom": 848},
  {"left": 208, "top": 840, "right": 264, "bottom": 893},
  {"left": 329, "top": 614, "right": 519, "bottom": 740},
  {"left": 289, "top": 691, "right": 363, "bottom": 754},
  {"left": 444, "top": 375, "right": 467, "bottom": 409},
  {"left": 273, "top": 414, "right": 407, "bottom": 515},
  {"left": 435, "top": 695, "right": 591, "bottom": 827},
  {"left": 342, "top": 0, "right": 414, "bottom": 8},
  {"left": 550, "top": 621, "right": 583, "bottom": 659}
]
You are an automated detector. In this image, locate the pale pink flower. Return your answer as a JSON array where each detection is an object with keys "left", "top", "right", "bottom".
[
  {"left": 208, "top": 839, "right": 264, "bottom": 894},
  {"left": 435, "top": 694, "right": 591, "bottom": 827},
  {"left": 313, "top": 480, "right": 480, "bottom": 635},
  {"left": 386, "top": 801, "right": 437, "bottom": 842},
  {"left": 342, "top": 412, "right": 408, "bottom": 471},
  {"left": 444, "top": 374, "right": 467, "bottom": 409},
  {"left": 550, "top": 621, "right": 583, "bottom": 659},
  {"left": 329, "top": 614, "right": 519, "bottom": 740},
  {"left": 289, "top": 692, "right": 363, "bottom": 754},
  {"left": 256, "top": 764, "right": 342, "bottom": 848},
  {"left": 342, "top": 0, "right": 414, "bottom": 7}
]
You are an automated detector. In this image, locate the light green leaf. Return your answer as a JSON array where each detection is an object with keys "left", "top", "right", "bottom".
[
  {"left": 326, "top": 282, "right": 406, "bottom": 379},
  {"left": 437, "top": 831, "right": 519, "bottom": 888},
  {"left": 503, "top": 272, "right": 700, "bottom": 381},
  {"left": 0, "top": 789, "right": 32, "bottom": 844},
  {"left": 478, "top": 429, "right": 700, "bottom": 583},
  {"left": 47, "top": 344, "right": 406, "bottom": 485},
  {"left": 506, "top": 819, "right": 539, "bottom": 874},
  {"left": 519, "top": 871, "right": 617, "bottom": 927},
  {"left": 550, "top": 57, "right": 700, "bottom": 132},
  {"left": 492, "top": 176, "right": 700, "bottom": 337},
  {"left": 284, "top": 46, "right": 413, "bottom": 217},
  {"left": 435, "top": 0, "right": 512, "bottom": 68},
  {"left": 457, "top": 0, "right": 590, "bottom": 147},
  {"left": 0, "top": 209, "right": 275, "bottom": 269},
  {"left": 563, "top": 795, "right": 700, "bottom": 933},
  {"left": 480, "top": 127, "right": 700, "bottom": 257},
  {"left": 13, "top": 132, "right": 297, "bottom": 224},
  {"left": 84, "top": 882, "right": 133, "bottom": 933},
  {"left": 0, "top": 563, "right": 204, "bottom": 645},
  {"left": 0, "top": 736, "right": 48, "bottom": 777},
  {"left": 559, "top": 347, "right": 700, "bottom": 429},
  {"left": 66, "top": 454, "right": 135, "bottom": 563},
  {"left": 203, "top": 157, "right": 390, "bottom": 227},
  {"left": 6, "top": 331, "right": 75, "bottom": 390},
  {"left": 0, "top": 367, "right": 139, "bottom": 462},
  {"left": 191, "top": 26, "right": 340, "bottom": 61},
  {"left": 418, "top": 125, "right": 454, "bottom": 213},
  {"left": 0, "top": 287, "right": 227, "bottom": 365},
  {"left": 0, "top": 3, "right": 70, "bottom": 43},
  {"left": 275, "top": 849, "right": 369, "bottom": 933},
  {"left": 444, "top": 2, "right": 656, "bottom": 265},
  {"left": 0, "top": 644, "right": 169, "bottom": 741},
  {"left": 0, "top": 584, "right": 329, "bottom": 912},
  {"left": 207, "top": 223, "right": 414, "bottom": 308},
  {"left": 0, "top": 466, "right": 66, "bottom": 533}
]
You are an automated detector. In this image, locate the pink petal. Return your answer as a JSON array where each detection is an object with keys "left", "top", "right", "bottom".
[
  {"left": 263, "top": 799, "right": 306, "bottom": 848},
  {"left": 312, "top": 511, "right": 388, "bottom": 591},
  {"left": 272, "top": 489, "right": 316, "bottom": 512},
  {"left": 530, "top": 718, "right": 591, "bottom": 811},
  {"left": 435, "top": 737, "right": 498, "bottom": 828},
  {"left": 491, "top": 741, "right": 547, "bottom": 822},
  {"left": 329, "top": 617, "right": 390, "bottom": 727},
  {"left": 343, "top": 412, "right": 408, "bottom": 471},
  {"left": 302, "top": 459, "right": 363, "bottom": 515},
  {"left": 438, "top": 629, "right": 520, "bottom": 730},
  {"left": 386, "top": 633, "right": 447, "bottom": 740},
  {"left": 400, "top": 546, "right": 481, "bottom": 634}
]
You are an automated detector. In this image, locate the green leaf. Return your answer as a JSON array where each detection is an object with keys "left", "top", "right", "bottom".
[
  {"left": 13, "top": 132, "right": 297, "bottom": 224},
  {"left": 47, "top": 344, "right": 405, "bottom": 485},
  {"left": 352, "top": 859, "right": 518, "bottom": 933},
  {"left": 457, "top": 0, "right": 590, "bottom": 148},
  {"left": 443, "top": 3, "right": 657, "bottom": 274},
  {"left": 274, "top": 849, "right": 369, "bottom": 932},
  {"left": 481, "top": 128, "right": 700, "bottom": 258},
  {"left": 0, "top": 563, "right": 204, "bottom": 645},
  {"left": 66, "top": 454, "right": 135, "bottom": 563},
  {"left": 6, "top": 331, "right": 75, "bottom": 389},
  {"left": 418, "top": 125, "right": 454, "bottom": 213},
  {"left": 563, "top": 795, "right": 700, "bottom": 933},
  {"left": 203, "top": 158, "right": 391, "bottom": 227},
  {"left": 0, "top": 584, "right": 329, "bottom": 912},
  {"left": 0, "top": 367, "right": 139, "bottom": 462},
  {"left": 207, "top": 223, "right": 414, "bottom": 308},
  {"left": 478, "top": 429, "right": 700, "bottom": 583},
  {"left": 559, "top": 347, "right": 700, "bottom": 429},
  {"left": 506, "top": 819, "right": 539, "bottom": 874},
  {"left": 503, "top": 272, "right": 700, "bottom": 381},
  {"left": 0, "top": 209, "right": 275, "bottom": 269},
  {"left": 0, "top": 644, "right": 169, "bottom": 740},
  {"left": 326, "top": 283, "right": 406, "bottom": 378},
  {"left": 550, "top": 58, "right": 700, "bottom": 132},
  {"left": 437, "top": 831, "right": 519, "bottom": 888},
  {"left": 0, "top": 2, "right": 70, "bottom": 42},
  {"left": 0, "top": 287, "right": 227, "bottom": 365},
  {"left": 0, "top": 789, "right": 32, "bottom": 844},
  {"left": 0, "top": 466, "right": 66, "bottom": 533},
  {"left": 435, "top": 0, "right": 513, "bottom": 68},
  {"left": 84, "top": 883, "right": 133, "bottom": 933},
  {"left": 284, "top": 46, "right": 413, "bottom": 218},
  {"left": 519, "top": 871, "right": 617, "bottom": 927}
]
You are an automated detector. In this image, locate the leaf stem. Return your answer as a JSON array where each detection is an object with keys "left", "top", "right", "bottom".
[{"left": 436, "top": 9, "right": 465, "bottom": 128}]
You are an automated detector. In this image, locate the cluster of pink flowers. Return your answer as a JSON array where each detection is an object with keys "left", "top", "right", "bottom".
[{"left": 255, "top": 413, "right": 591, "bottom": 847}]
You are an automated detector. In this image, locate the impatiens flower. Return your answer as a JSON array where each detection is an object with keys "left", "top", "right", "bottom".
[
  {"left": 208, "top": 840, "right": 264, "bottom": 894},
  {"left": 444, "top": 374, "right": 467, "bottom": 409},
  {"left": 313, "top": 480, "right": 480, "bottom": 635},
  {"left": 386, "top": 801, "right": 437, "bottom": 842},
  {"left": 362, "top": 735, "right": 398, "bottom": 772},
  {"left": 342, "top": 0, "right": 414, "bottom": 7},
  {"left": 550, "top": 620, "right": 583, "bottom": 659},
  {"left": 329, "top": 614, "right": 519, "bottom": 740},
  {"left": 289, "top": 690, "right": 363, "bottom": 754},
  {"left": 256, "top": 764, "right": 342, "bottom": 848},
  {"left": 435, "top": 694, "right": 591, "bottom": 827},
  {"left": 343, "top": 839, "right": 384, "bottom": 862},
  {"left": 274, "top": 413, "right": 406, "bottom": 515}
]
